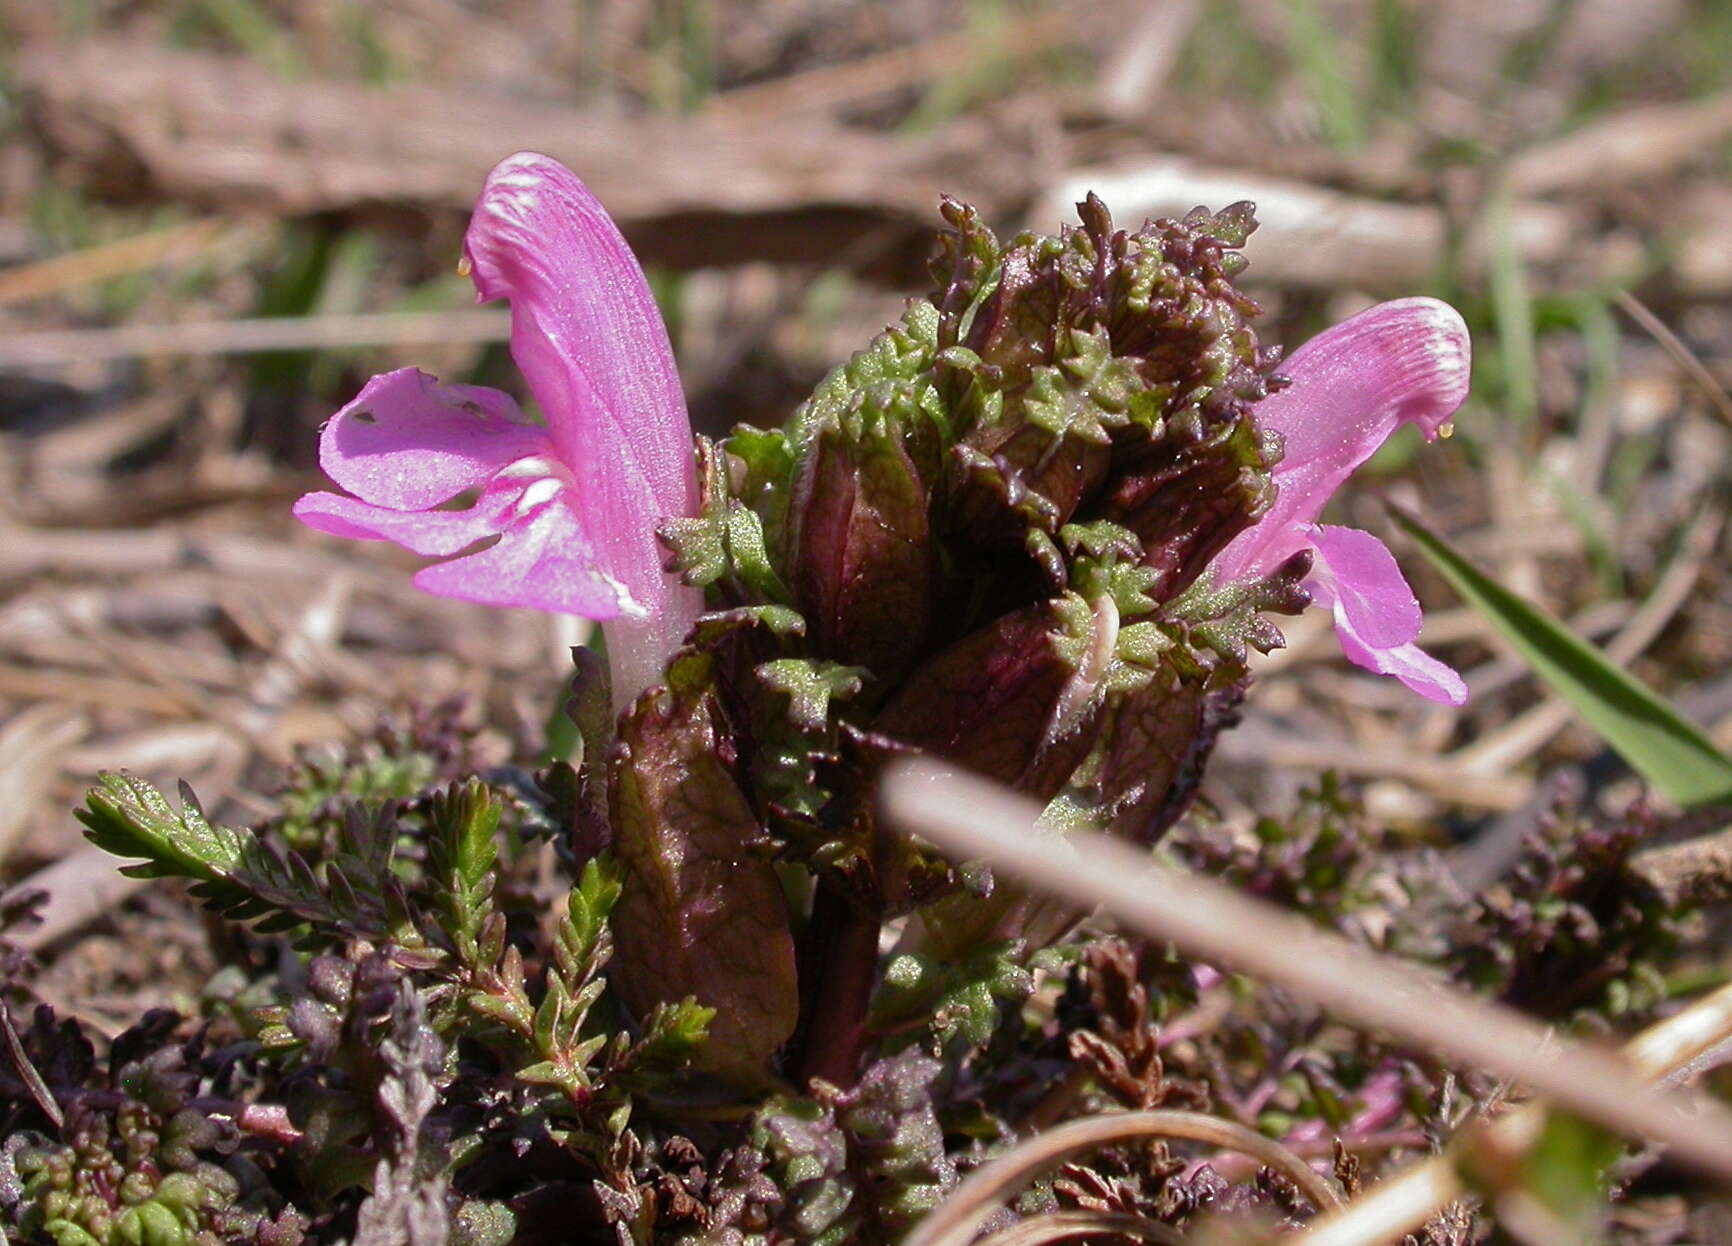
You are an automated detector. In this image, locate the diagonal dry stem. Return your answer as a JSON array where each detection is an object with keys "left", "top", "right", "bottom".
[
  {"left": 1613, "top": 290, "right": 1732, "bottom": 431},
  {"left": 1294, "top": 982, "right": 1732, "bottom": 1245},
  {"left": 879, "top": 761, "right": 1732, "bottom": 1191}
]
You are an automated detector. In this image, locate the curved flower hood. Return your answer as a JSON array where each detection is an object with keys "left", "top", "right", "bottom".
[{"left": 1211, "top": 297, "right": 1472, "bottom": 705}]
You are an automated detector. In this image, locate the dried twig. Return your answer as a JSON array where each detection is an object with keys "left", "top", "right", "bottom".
[
  {"left": 701, "top": 6, "right": 1080, "bottom": 122},
  {"left": 1614, "top": 290, "right": 1732, "bottom": 433},
  {"left": 0, "top": 704, "right": 88, "bottom": 862},
  {"left": 0, "top": 217, "right": 240, "bottom": 306},
  {"left": 0, "top": 998, "right": 62, "bottom": 1129},
  {"left": 1630, "top": 823, "right": 1732, "bottom": 909},
  {"left": 1295, "top": 982, "right": 1732, "bottom": 1245},
  {"left": 879, "top": 761, "right": 1732, "bottom": 1182},
  {"left": 17, "top": 39, "right": 1008, "bottom": 281},
  {"left": 1093, "top": 0, "right": 1202, "bottom": 121},
  {"left": 0, "top": 309, "right": 511, "bottom": 369},
  {"left": 1508, "top": 90, "right": 1732, "bottom": 197},
  {"left": 1215, "top": 728, "right": 1532, "bottom": 810}
]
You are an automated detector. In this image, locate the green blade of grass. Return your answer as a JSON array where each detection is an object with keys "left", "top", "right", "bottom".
[
  {"left": 1283, "top": 0, "right": 1368, "bottom": 150},
  {"left": 1391, "top": 506, "right": 1732, "bottom": 807}
]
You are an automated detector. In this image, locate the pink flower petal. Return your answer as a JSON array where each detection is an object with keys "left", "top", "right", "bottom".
[
  {"left": 317, "top": 368, "right": 553, "bottom": 511},
  {"left": 1309, "top": 524, "right": 1466, "bottom": 706},
  {"left": 463, "top": 152, "right": 699, "bottom": 624},
  {"left": 1303, "top": 524, "right": 1420, "bottom": 649},
  {"left": 292, "top": 476, "right": 529, "bottom": 557},
  {"left": 411, "top": 488, "right": 631, "bottom": 620},
  {"left": 1213, "top": 297, "right": 1470, "bottom": 580},
  {"left": 1341, "top": 639, "right": 1467, "bottom": 706}
]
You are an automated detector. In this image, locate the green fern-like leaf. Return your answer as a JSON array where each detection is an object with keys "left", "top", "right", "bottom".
[
  {"left": 79, "top": 773, "right": 409, "bottom": 949},
  {"left": 79, "top": 773, "right": 246, "bottom": 884}
]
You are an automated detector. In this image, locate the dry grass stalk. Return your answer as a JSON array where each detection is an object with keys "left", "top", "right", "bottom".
[
  {"left": 1508, "top": 89, "right": 1732, "bottom": 196},
  {"left": 1296, "top": 981, "right": 1732, "bottom": 1245},
  {"left": 878, "top": 761, "right": 1732, "bottom": 1182},
  {"left": 1613, "top": 290, "right": 1732, "bottom": 432},
  {"left": 902, "top": 1110, "right": 1342, "bottom": 1246},
  {"left": 0, "top": 216, "right": 232, "bottom": 306},
  {"left": 1214, "top": 730, "right": 1532, "bottom": 810},
  {"left": 16, "top": 39, "right": 1005, "bottom": 281},
  {"left": 1092, "top": 0, "right": 1201, "bottom": 120},
  {"left": 0, "top": 308, "right": 512, "bottom": 368},
  {"left": 700, "top": 5, "right": 1080, "bottom": 123},
  {"left": 12, "top": 847, "right": 152, "bottom": 953},
  {"left": 0, "top": 704, "right": 88, "bottom": 862},
  {"left": 1630, "top": 825, "right": 1732, "bottom": 908}
]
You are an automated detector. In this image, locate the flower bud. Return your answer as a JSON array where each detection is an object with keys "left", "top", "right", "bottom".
[{"left": 872, "top": 593, "right": 1111, "bottom": 803}]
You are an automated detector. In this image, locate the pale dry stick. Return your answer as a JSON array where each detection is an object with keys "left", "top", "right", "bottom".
[
  {"left": 0, "top": 308, "right": 511, "bottom": 369},
  {"left": 1629, "top": 825, "right": 1732, "bottom": 910},
  {"left": 1258, "top": 599, "right": 1627, "bottom": 690},
  {"left": 1613, "top": 290, "right": 1732, "bottom": 433},
  {"left": 974, "top": 1210, "right": 1186, "bottom": 1246},
  {"left": 70, "top": 620, "right": 226, "bottom": 722},
  {"left": 1213, "top": 731, "right": 1531, "bottom": 811},
  {"left": 0, "top": 217, "right": 240, "bottom": 306},
  {"left": 12, "top": 847, "right": 151, "bottom": 953},
  {"left": 1449, "top": 504, "right": 1724, "bottom": 777},
  {"left": 0, "top": 705, "right": 88, "bottom": 861},
  {"left": 1095, "top": 0, "right": 1201, "bottom": 121},
  {"left": 879, "top": 762, "right": 1732, "bottom": 1184},
  {"left": 1451, "top": 601, "right": 1631, "bottom": 705},
  {"left": 700, "top": 6, "right": 1078, "bottom": 123},
  {"left": 902, "top": 1110, "right": 1341, "bottom": 1246},
  {"left": 1258, "top": 602, "right": 1626, "bottom": 687},
  {"left": 238, "top": 575, "right": 354, "bottom": 721},
  {"left": 1508, "top": 90, "right": 1732, "bottom": 198},
  {"left": 0, "top": 525, "right": 377, "bottom": 583},
  {"left": 59, "top": 723, "right": 236, "bottom": 778},
  {"left": 11, "top": 584, "right": 358, "bottom": 949},
  {"left": 0, "top": 666, "right": 193, "bottom": 717},
  {"left": 17, "top": 726, "right": 249, "bottom": 953},
  {"left": 1294, "top": 981, "right": 1732, "bottom": 1246},
  {"left": 0, "top": 999, "right": 61, "bottom": 1128},
  {"left": 9, "top": 627, "right": 242, "bottom": 696}
]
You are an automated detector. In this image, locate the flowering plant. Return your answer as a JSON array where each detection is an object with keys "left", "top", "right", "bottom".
[
  {"left": 289, "top": 157, "right": 1472, "bottom": 1091},
  {"left": 57, "top": 154, "right": 1524, "bottom": 1246}
]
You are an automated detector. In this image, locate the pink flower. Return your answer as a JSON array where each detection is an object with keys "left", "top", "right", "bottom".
[
  {"left": 294, "top": 152, "right": 703, "bottom": 705},
  {"left": 1210, "top": 298, "right": 1471, "bottom": 706}
]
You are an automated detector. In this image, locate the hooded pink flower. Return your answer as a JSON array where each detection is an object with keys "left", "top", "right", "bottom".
[
  {"left": 294, "top": 152, "right": 703, "bottom": 705},
  {"left": 1210, "top": 297, "right": 1471, "bottom": 706}
]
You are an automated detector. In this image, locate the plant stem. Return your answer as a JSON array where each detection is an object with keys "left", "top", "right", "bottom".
[{"left": 792, "top": 877, "right": 882, "bottom": 1089}]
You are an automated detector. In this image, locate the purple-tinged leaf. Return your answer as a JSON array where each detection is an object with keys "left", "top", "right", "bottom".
[{"left": 608, "top": 684, "right": 798, "bottom": 1080}]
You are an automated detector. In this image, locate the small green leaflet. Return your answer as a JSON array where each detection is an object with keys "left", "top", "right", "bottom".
[{"left": 1393, "top": 506, "right": 1732, "bottom": 808}]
